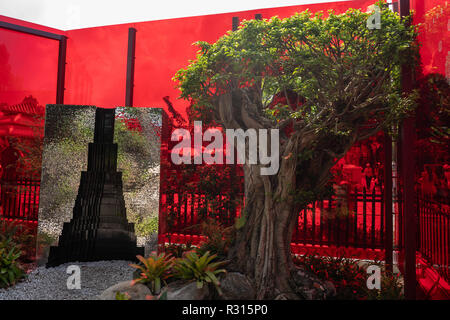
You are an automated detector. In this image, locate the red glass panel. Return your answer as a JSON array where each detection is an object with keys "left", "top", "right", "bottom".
[
  {"left": 0, "top": 28, "right": 59, "bottom": 106},
  {"left": 64, "top": 25, "right": 129, "bottom": 107},
  {"left": 411, "top": 0, "right": 450, "bottom": 293}
]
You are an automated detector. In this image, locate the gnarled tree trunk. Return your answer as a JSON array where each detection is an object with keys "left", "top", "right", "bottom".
[
  {"left": 217, "top": 89, "right": 351, "bottom": 299},
  {"left": 228, "top": 162, "right": 299, "bottom": 299}
]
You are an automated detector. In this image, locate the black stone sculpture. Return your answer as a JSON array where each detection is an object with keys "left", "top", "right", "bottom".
[{"left": 47, "top": 107, "right": 144, "bottom": 267}]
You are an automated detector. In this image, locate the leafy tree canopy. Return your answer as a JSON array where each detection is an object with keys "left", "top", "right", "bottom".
[{"left": 175, "top": 2, "right": 418, "bottom": 141}]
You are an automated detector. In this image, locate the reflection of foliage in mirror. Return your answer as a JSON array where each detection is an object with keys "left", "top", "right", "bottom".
[
  {"left": 39, "top": 106, "right": 96, "bottom": 222},
  {"left": 39, "top": 106, "right": 161, "bottom": 238},
  {"left": 8, "top": 96, "right": 45, "bottom": 178},
  {"left": 415, "top": 73, "right": 450, "bottom": 167}
]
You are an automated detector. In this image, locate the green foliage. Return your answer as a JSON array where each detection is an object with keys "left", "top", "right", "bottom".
[
  {"left": 195, "top": 218, "right": 234, "bottom": 260},
  {"left": 145, "top": 289, "right": 168, "bottom": 300},
  {"left": 36, "top": 231, "right": 57, "bottom": 262},
  {"left": 115, "top": 291, "right": 131, "bottom": 300},
  {"left": 416, "top": 73, "right": 450, "bottom": 153},
  {"left": 293, "top": 254, "right": 404, "bottom": 300},
  {"left": 0, "top": 220, "right": 35, "bottom": 262},
  {"left": 163, "top": 164, "right": 243, "bottom": 232},
  {"left": 0, "top": 238, "right": 25, "bottom": 288},
  {"left": 234, "top": 211, "right": 247, "bottom": 230},
  {"left": 36, "top": 232, "right": 56, "bottom": 247},
  {"left": 175, "top": 1, "right": 418, "bottom": 139},
  {"left": 114, "top": 117, "right": 152, "bottom": 190},
  {"left": 173, "top": 251, "right": 226, "bottom": 295},
  {"left": 293, "top": 254, "right": 367, "bottom": 299},
  {"left": 130, "top": 253, "right": 174, "bottom": 294},
  {"left": 114, "top": 117, "right": 150, "bottom": 161},
  {"left": 134, "top": 216, "right": 159, "bottom": 237},
  {"left": 114, "top": 288, "right": 168, "bottom": 300},
  {"left": 162, "top": 242, "right": 194, "bottom": 258},
  {"left": 41, "top": 106, "right": 158, "bottom": 232},
  {"left": 0, "top": 220, "right": 21, "bottom": 244},
  {"left": 365, "top": 270, "right": 404, "bottom": 300}
]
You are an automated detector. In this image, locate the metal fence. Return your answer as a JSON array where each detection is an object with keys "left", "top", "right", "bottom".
[
  {"left": 417, "top": 196, "right": 450, "bottom": 284},
  {"left": 292, "top": 189, "right": 385, "bottom": 249},
  {"left": 0, "top": 177, "right": 40, "bottom": 221},
  {"left": 161, "top": 188, "right": 385, "bottom": 250},
  {"left": 160, "top": 192, "right": 242, "bottom": 235}
]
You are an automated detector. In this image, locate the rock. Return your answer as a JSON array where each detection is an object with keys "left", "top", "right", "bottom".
[
  {"left": 274, "top": 293, "right": 289, "bottom": 300},
  {"left": 324, "top": 281, "right": 337, "bottom": 297},
  {"left": 219, "top": 272, "right": 255, "bottom": 300},
  {"left": 166, "top": 280, "right": 210, "bottom": 300},
  {"left": 98, "top": 280, "right": 151, "bottom": 300},
  {"left": 292, "top": 268, "right": 336, "bottom": 300}
]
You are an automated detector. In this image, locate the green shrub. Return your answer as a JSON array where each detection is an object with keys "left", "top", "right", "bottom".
[
  {"left": 130, "top": 253, "right": 174, "bottom": 294},
  {"left": 135, "top": 216, "right": 158, "bottom": 237},
  {"left": 194, "top": 219, "right": 234, "bottom": 260},
  {"left": 162, "top": 242, "right": 193, "bottom": 258},
  {"left": 365, "top": 270, "right": 404, "bottom": 300},
  {"left": 36, "top": 232, "right": 56, "bottom": 248},
  {"left": 145, "top": 289, "right": 168, "bottom": 300},
  {"left": 115, "top": 291, "right": 131, "bottom": 300},
  {"left": 0, "top": 238, "right": 25, "bottom": 288},
  {"left": 293, "top": 254, "right": 368, "bottom": 299},
  {"left": 0, "top": 220, "right": 34, "bottom": 262},
  {"left": 293, "top": 254, "right": 404, "bottom": 300},
  {"left": 173, "top": 251, "right": 226, "bottom": 295}
]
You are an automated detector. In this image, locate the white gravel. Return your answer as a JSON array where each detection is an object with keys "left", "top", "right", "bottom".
[{"left": 0, "top": 260, "right": 135, "bottom": 300}]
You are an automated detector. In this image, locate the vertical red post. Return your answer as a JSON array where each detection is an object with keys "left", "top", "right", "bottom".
[{"left": 399, "top": 0, "right": 416, "bottom": 300}]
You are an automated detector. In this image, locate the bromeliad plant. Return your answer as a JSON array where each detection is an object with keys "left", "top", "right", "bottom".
[
  {"left": 0, "top": 238, "right": 25, "bottom": 288},
  {"left": 130, "top": 253, "right": 174, "bottom": 294},
  {"left": 173, "top": 251, "right": 227, "bottom": 295}
]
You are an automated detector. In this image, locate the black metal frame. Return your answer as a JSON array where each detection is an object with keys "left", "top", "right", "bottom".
[
  {"left": 232, "top": 17, "right": 239, "bottom": 31},
  {"left": 0, "top": 21, "right": 67, "bottom": 104},
  {"left": 232, "top": 13, "right": 262, "bottom": 31},
  {"left": 125, "top": 28, "right": 137, "bottom": 107}
]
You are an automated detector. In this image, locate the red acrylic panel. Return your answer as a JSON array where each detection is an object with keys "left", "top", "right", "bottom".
[
  {"left": 412, "top": 0, "right": 449, "bottom": 76},
  {"left": 0, "top": 18, "right": 60, "bottom": 257},
  {"left": 64, "top": 25, "right": 129, "bottom": 107},
  {"left": 0, "top": 28, "right": 59, "bottom": 106},
  {"left": 133, "top": 0, "right": 376, "bottom": 119},
  {"left": 61, "top": 0, "right": 375, "bottom": 116},
  {"left": 411, "top": 0, "right": 450, "bottom": 291}
]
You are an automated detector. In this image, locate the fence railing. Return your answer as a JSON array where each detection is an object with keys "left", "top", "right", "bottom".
[
  {"left": 292, "top": 189, "right": 385, "bottom": 249},
  {"left": 0, "top": 177, "right": 40, "bottom": 221},
  {"left": 417, "top": 196, "right": 450, "bottom": 284},
  {"left": 160, "top": 192, "right": 242, "bottom": 235},
  {"left": 161, "top": 188, "right": 385, "bottom": 250}
]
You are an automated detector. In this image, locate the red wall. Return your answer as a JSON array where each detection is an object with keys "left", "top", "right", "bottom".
[
  {"left": 412, "top": 0, "right": 449, "bottom": 76},
  {"left": 0, "top": 17, "right": 61, "bottom": 107},
  {"left": 63, "top": 0, "right": 375, "bottom": 116}
]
